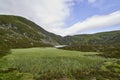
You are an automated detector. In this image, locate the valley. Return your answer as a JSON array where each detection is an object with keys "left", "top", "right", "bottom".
[{"left": 0, "top": 15, "right": 120, "bottom": 80}]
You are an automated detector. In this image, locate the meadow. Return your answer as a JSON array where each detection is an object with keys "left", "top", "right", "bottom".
[{"left": 0, "top": 47, "right": 108, "bottom": 80}]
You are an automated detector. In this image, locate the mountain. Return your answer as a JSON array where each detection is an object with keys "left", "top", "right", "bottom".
[
  {"left": 62, "top": 30, "right": 120, "bottom": 46},
  {"left": 0, "top": 15, "right": 120, "bottom": 48},
  {"left": 0, "top": 15, "right": 62, "bottom": 48}
]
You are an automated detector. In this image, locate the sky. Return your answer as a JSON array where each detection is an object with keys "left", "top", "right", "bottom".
[{"left": 0, "top": 0, "right": 120, "bottom": 36}]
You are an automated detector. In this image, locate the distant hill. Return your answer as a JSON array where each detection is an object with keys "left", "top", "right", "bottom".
[
  {"left": 0, "top": 15, "right": 62, "bottom": 48},
  {"left": 62, "top": 30, "right": 120, "bottom": 46},
  {"left": 60, "top": 31, "right": 120, "bottom": 58}
]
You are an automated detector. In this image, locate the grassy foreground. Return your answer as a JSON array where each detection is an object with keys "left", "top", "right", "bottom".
[{"left": 0, "top": 48, "right": 112, "bottom": 80}]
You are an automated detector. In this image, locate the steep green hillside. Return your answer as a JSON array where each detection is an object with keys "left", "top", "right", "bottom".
[
  {"left": 0, "top": 15, "right": 62, "bottom": 48},
  {"left": 62, "top": 30, "right": 120, "bottom": 45}
]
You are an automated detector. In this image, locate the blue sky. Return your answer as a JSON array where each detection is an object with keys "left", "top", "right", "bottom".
[
  {"left": 68, "top": 0, "right": 120, "bottom": 25},
  {"left": 0, "top": 0, "right": 120, "bottom": 36}
]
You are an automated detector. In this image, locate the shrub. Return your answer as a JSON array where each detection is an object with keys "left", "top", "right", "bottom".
[
  {"left": 60, "top": 44, "right": 120, "bottom": 58},
  {"left": 0, "top": 36, "right": 11, "bottom": 57},
  {"left": 100, "top": 46, "right": 120, "bottom": 58}
]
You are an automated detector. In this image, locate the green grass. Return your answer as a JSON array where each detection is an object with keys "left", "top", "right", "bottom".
[{"left": 1, "top": 48, "right": 106, "bottom": 79}]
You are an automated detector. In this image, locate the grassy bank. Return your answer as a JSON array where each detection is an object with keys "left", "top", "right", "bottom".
[{"left": 0, "top": 48, "right": 117, "bottom": 80}]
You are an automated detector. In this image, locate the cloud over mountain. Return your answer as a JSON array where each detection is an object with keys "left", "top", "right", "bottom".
[
  {"left": 0, "top": 0, "right": 120, "bottom": 36},
  {"left": 0, "top": 0, "right": 74, "bottom": 33}
]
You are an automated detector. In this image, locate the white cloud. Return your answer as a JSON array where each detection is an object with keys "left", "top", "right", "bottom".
[
  {"left": 88, "top": 0, "right": 97, "bottom": 3},
  {"left": 0, "top": 0, "right": 120, "bottom": 36},
  {"left": 62, "top": 11, "right": 120, "bottom": 36},
  {"left": 0, "top": 0, "right": 74, "bottom": 33}
]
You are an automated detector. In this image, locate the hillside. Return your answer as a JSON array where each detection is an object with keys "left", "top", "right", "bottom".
[
  {"left": 0, "top": 15, "right": 120, "bottom": 48},
  {"left": 62, "top": 30, "right": 120, "bottom": 45},
  {"left": 0, "top": 15, "right": 62, "bottom": 48}
]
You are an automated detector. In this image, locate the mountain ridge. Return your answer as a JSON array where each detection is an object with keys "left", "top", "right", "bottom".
[{"left": 62, "top": 30, "right": 120, "bottom": 45}]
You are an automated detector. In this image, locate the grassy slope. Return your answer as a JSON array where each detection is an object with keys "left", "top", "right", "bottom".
[
  {"left": 0, "top": 15, "right": 61, "bottom": 48},
  {"left": 0, "top": 48, "right": 106, "bottom": 80}
]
